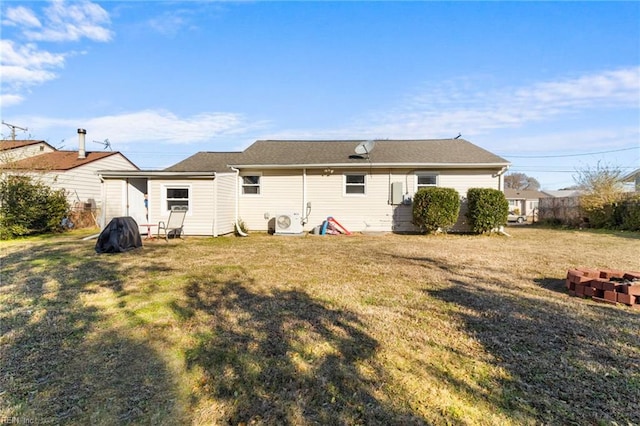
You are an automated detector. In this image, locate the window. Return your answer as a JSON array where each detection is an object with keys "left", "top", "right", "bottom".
[
  {"left": 344, "top": 173, "right": 366, "bottom": 195},
  {"left": 242, "top": 175, "right": 261, "bottom": 195},
  {"left": 416, "top": 173, "right": 438, "bottom": 190},
  {"left": 165, "top": 186, "right": 190, "bottom": 212}
]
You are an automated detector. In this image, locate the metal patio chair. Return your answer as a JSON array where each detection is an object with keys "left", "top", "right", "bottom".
[{"left": 158, "top": 206, "right": 187, "bottom": 241}]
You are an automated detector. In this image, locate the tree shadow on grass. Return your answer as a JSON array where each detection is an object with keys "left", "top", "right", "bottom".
[
  {"left": 178, "top": 270, "right": 428, "bottom": 425},
  {"left": 533, "top": 277, "right": 567, "bottom": 294},
  {"left": 422, "top": 270, "right": 640, "bottom": 425},
  {"left": 0, "top": 241, "right": 183, "bottom": 424}
]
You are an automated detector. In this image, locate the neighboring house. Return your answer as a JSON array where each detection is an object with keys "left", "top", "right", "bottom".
[
  {"left": 99, "top": 138, "right": 510, "bottom": 235},
  {"left": 0, "top": 140, "right": 56, "bottom": 162},
  {"left": 621, "top": 168, "right": 640, "bottom": 192},
  {"left": 504, "top": 188, "right": 550, "bottom": 221},
  {"left": 543, "top": 189, "right": 583, "bottom": 198},
  {"left": 1, "top": 130, "right": 139, "bottom": 220}
]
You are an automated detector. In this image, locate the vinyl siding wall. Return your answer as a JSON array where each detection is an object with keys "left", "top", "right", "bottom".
[
  {"left": 239, "top": 168, "right": 502, "bottom": 232},
  {"left": 147, "top": 176, "right": 234, "bottom": 237},
  {"left": 4, "top": 154, "right": 135, "bottom": 212},
  {"left": 102, "top": 179, "right": 125, "bottom": 225},
  {"left": 238, "top": 169, "right": 304, "bottom": 229},
  {"left": 1, "top": 143, "right": 55, "bottom": 162},
  {"left": 212, "top": 173, "right": 236, "bottom": 236},
  {"left": 37, "top": 155, "right": 135, "bottom": 207},
  {"left": 101, "top": 174, "right": 236, "bottom": 236},
  {"left": 148, "top": 178, "right": 212, "bottom": 237}
]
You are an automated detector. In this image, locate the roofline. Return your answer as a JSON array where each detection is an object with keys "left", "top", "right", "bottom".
[
  {"left": 97, "top": 170, "right": 218, "bottom": 178},
  {"left": 228, "top": 162, "right": 511, "bottom": 169},
  {"left": 0, "top": 140, "right": 56, "bottom": 150}
]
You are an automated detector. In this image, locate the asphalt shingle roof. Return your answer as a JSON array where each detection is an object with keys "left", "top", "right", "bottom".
[
  {"left": 164, "top": 152, "right": 244, "bottom": 172},
  {"left": 504, "top": 188, "right": 551, "bottom": 199},
  {"left": 0, "top": 140, "right": 53, "bottom": 151},
  {"left": 3, "top": 151, "right": 129, "bottom": 171},
  {"left": 166, "top": 139, "right": 509, "bottom": 172}
]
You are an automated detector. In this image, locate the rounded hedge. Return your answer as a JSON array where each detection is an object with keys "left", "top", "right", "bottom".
[
  {"left": 466, "top": 188, "right": 509, "bottom": 234},
  {"left": 412, "top": 187, "right": 460, "bottom": 233}
]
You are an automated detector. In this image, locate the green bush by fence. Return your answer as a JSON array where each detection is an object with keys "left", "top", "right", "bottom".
[
  {"left": 466, "top": 188, "right": 509, "bottom": 233},
  {"left": 610, "top": 195, "right": 640, "bottom": 231},
  {"left": 0, "top": 175, "right": 70, "bottom": 239},
  {"left": 412, "top": 187, "right": 460, "bottom": 233}
]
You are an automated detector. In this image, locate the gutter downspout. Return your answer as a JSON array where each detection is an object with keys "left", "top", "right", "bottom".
[
  {"left": 98, "top": 173, "right": 106, "bottom": 229},
  {"left": 495, "top": 165, "right": 510, "bottom": 191},
  {"left": 230, "top": 167, "right": 248, "bottom": 237},
  {"left": 495, "top": 165, "right": 512, "bottom": 237},
  {"left": 212, "top": 172, "right": 218, "bottom": 237},
  {"left": 302, "top": 168, "right": 307, "bottom": 225},
  {"left": 125, "top": 178, "right": 130, "bottom": 216}
]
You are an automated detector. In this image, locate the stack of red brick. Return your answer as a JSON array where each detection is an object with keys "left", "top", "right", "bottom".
[{"left": 566, "top": 268, "right": 640, "bottom": 310}]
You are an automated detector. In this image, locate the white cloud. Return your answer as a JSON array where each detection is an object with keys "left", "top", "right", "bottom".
[
  {"left": 329, "top": 67, "right": 640, "bottom": 141},
  {"left": 22, "top": 110, "right": 271, "bottom": 146},
  {"left": 1, "top": 1, "right": 112, "bottom": 107},
  {"left": 2, "top": 5, "right": 42, "bottom": 28},
  {"left": 516, "top": 68, "right": 640, "bottom": 108},
  {"left": 24, "top": 0, "right": 113, "bottom": 42},
  {"left": 488, "top": 126, "right": 640, "bottom": 154},
  {"left": 146, "top": 14, "right": 194, "bottom": 37},
  {"left": 0, "top": 94, "right": 25, "bottom": 108},
  {"left": 0, "top": 40, "right": 67, "bottom": 103},
  {"left": 1, "top": 40, "right": 66, "bottom": 69}
]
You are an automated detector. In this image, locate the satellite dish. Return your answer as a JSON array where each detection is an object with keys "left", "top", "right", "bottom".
[{"left": 354, "top": 140, "right": 376, "bottom": 155}]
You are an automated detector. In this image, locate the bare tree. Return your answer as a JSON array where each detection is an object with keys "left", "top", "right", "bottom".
[
  {"left": 573, "top": 162, "right": 624, "bottom": 209},
  {"left": 504, "top": 172, "right": 541, "bottom": 190}
]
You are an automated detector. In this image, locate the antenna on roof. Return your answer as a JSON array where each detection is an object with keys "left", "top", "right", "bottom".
[
  {"left": 454, "top": 133, "right": 462, "bottom": 139},
  {"left": 93, "top": 138, "right": 112, "bottom": 151},
  {"left": 354, "top": 139, "right": 376, "bottom": 157},
  {"left": 2, "top": 121, "right": 28, "bottom": 140}
]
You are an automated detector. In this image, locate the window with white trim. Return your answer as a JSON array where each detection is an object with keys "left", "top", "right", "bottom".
[
  {"left": 242, "top": 175, "right": 261, "bottom": 195},
  {"left": 416, "top": 173, "right": 438, "bottom": 190},
  {"left": 165, "top": 186, "right": 190, "bottom": 212},
  {"left": 344, "top": 173, "right": 366, "bottom": 195}
]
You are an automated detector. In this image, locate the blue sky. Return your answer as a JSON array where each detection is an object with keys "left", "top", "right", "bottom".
[{"left": 1, "top": 1, "right": 638, "bottom": 190}]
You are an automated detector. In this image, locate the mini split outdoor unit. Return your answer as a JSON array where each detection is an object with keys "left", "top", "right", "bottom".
[{"left": 275, "top": 212, "right": 303, "bottom": 234}]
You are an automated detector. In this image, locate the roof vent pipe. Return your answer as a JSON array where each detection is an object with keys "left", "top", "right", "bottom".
[{"left": 78, "top": 128, "right": 87, "bottom": 159}]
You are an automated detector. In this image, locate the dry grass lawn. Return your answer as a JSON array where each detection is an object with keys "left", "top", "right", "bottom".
[{"left": 1, "top": 227, "right": 639, "bottom": 425}]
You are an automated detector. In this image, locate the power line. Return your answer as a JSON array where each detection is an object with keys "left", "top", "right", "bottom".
[{"left": 501, "top": 146, "right": 638, "bottom": 158}]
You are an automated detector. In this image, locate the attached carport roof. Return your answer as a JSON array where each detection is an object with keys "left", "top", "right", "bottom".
[{"left": 97, "top": 170, "right": 218, "bottom": 178}]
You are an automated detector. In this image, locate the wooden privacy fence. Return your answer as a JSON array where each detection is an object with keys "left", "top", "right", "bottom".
[
  {"left": 69, "top": 201, "right": 99, "bottom": 229},
  {"left": 538, "top": 196, "right": 583, "bottom": 226}
]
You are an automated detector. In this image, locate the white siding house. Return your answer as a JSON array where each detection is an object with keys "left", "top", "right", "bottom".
[
  {"left": 235, "top": 166, "right": 506, "bottom": 233},
  {"left": 0, "top": 140, "right": 56, "bottom": 162},
  {"left": 98, "top": 139, "right": 510, "bottom": 236},
  {"left": 2, "top": 151, "right": 138, "bottom": 210},
  {"left": 151, "top": 139, "right": 509, "bottom": 235}
]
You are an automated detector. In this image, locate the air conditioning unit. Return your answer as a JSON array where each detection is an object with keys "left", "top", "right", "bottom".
[{"left": 275, "top": 212, "right": 303, "bottom": 234}]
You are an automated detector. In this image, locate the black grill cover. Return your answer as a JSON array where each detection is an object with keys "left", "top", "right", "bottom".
[{"left": 95, "top": 216, "right": 142, "bottom": 254}]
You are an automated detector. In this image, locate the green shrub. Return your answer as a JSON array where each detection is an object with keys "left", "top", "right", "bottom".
[
  {"left": 0, "top": 175, "right": 70, "bottom": 239},
  {"left": 613, "top": 195, "right": 640, "bottom": 231},
  {"left": 466, "top": 188, "right": 509, "bottom": 234},
  {"left": 412, "top": 187, "right": 460, "bottom": 233},
  {"left": 582, "top": 203, "right": 613, "bottom": 229}
]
